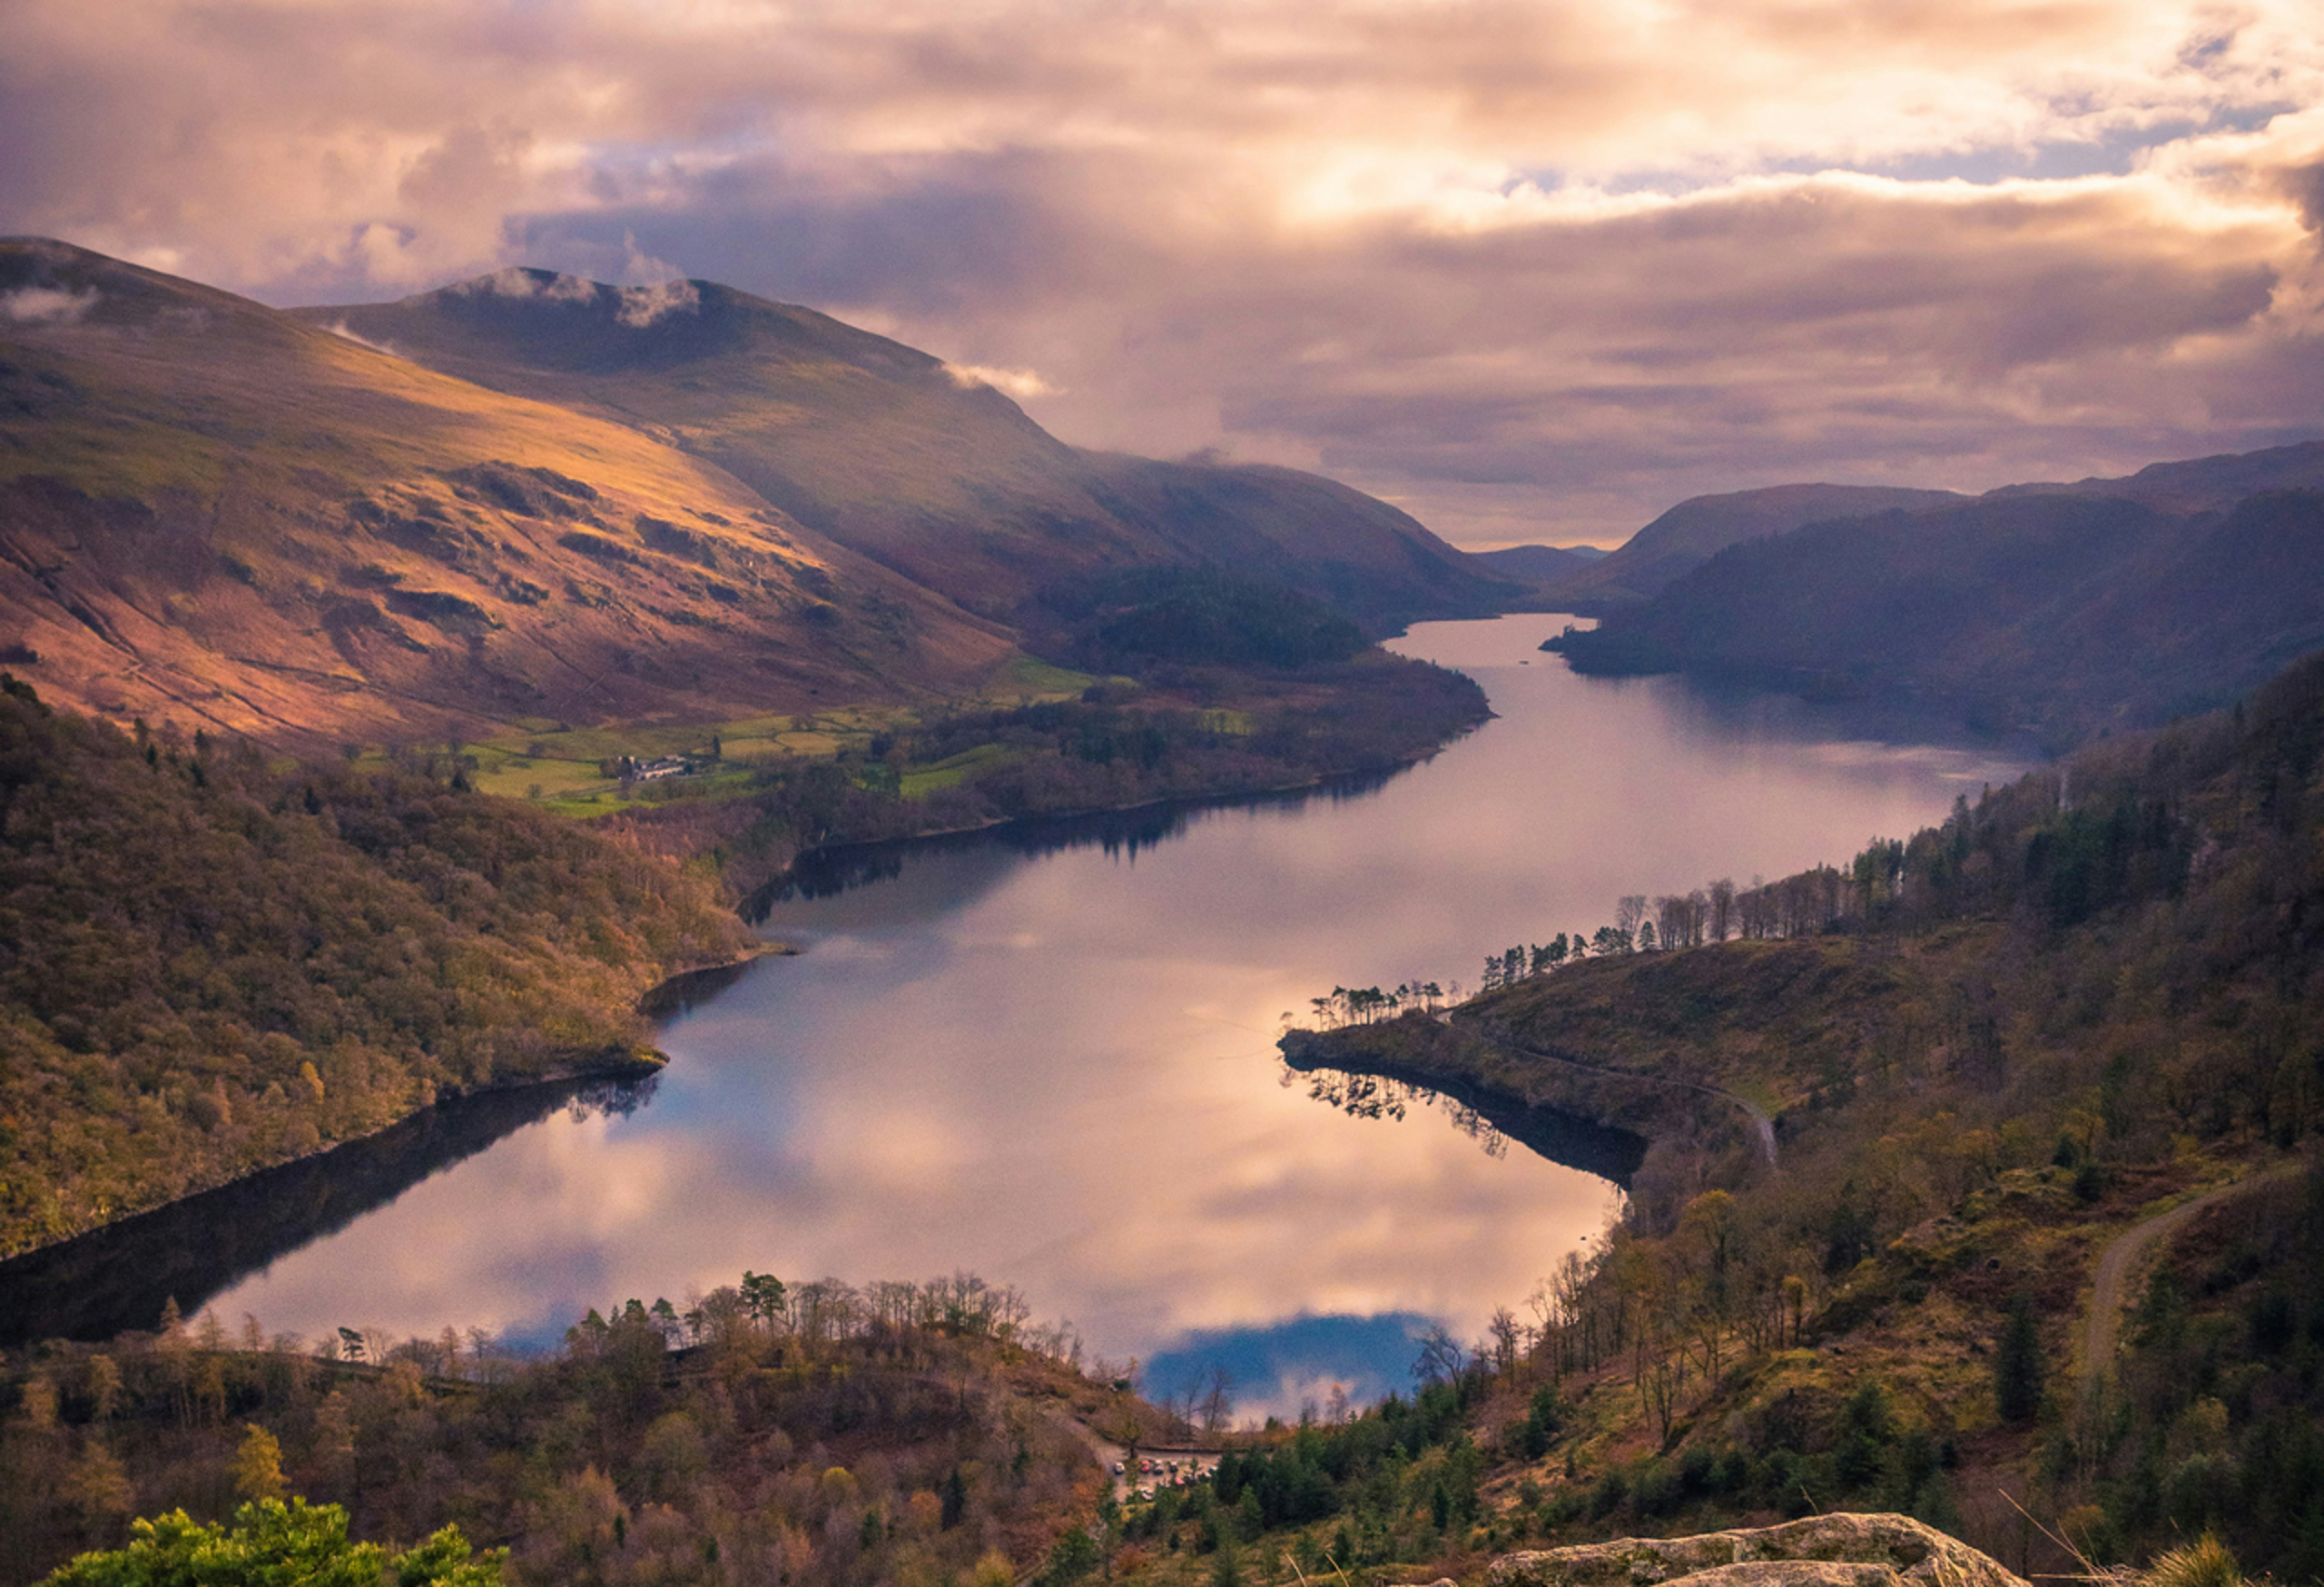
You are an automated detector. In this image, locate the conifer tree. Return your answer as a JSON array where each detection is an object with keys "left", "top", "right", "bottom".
[{"left": 1994, "top": 1292, "right": 2045, "bottom": 1423}]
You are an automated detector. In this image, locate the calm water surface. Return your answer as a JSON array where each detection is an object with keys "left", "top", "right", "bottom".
[{"left": 208, "top": 616, "right": 2022, "bottom": 1415}]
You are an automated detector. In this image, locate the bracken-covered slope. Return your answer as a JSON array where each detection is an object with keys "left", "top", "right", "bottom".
[
  {"left": 303, "top": 270, "right": 1521, "bottom": 632},
  {"left": 0, "top": 240, "right": 1015, "bottom": 746}
]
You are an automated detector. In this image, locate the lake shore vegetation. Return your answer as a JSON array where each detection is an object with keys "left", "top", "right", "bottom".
[
  {"left": 600, "top": 646, "right": 1491, "bottom": 892},
  {"left": 0, "top": 677, "right": 753, "bottom": 1260},
  {"left": 1277, "top": 647, "right": 2324, "bottom": 1583}
]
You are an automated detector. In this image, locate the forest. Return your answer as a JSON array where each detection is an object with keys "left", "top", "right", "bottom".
[
  {"left": 0, "top": 1270, "right": 1134, "bottom": 1587},
  {"left": 0, "top": 678, "right": 750, "bottom": 1259}
]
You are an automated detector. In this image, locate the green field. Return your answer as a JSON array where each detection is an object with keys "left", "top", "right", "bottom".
[{"left": 900, "top": 742, "right": 1016, "bottom": 799}]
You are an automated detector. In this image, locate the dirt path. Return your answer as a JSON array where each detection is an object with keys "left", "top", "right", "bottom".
[
  {"left": 1447, "top": 1013, "right": 1779, "bottom": 1168},
  {"left": 2080, "top": 1159, "right": 2303, "bottom": 1404}
]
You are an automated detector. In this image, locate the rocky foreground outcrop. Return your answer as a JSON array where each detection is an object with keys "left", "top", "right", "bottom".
[{"left": 1481, "top": 1514, "right": 2024, "bottom": 1587}]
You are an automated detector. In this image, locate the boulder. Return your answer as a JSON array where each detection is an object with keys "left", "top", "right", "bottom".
[{"left": 1488, "top": 1514, "right": 2024, "bottom": 1587}]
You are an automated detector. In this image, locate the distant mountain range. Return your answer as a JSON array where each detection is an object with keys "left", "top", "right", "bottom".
[
  {"left": 1545, "top": 441, "right": 2324, "bottom": 741},
  {"left": 1469, "top": 543, "right": 1607, "bottom": 584},
  {"left": 0, "top": 242, "right": 1520, "bottom": 746}
]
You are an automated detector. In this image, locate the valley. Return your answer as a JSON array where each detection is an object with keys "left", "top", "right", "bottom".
[{"left": 5, "top": 237, "right": 2324, "bottom": 1587}]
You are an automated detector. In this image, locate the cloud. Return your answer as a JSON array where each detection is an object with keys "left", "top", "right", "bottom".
[
  {"left": 316, "top": 318, "right": 397, "bottom": 355},
  {"left": 1, "top": 0, "right": 2320, "bottom": 537},
  {"left": 946, "top": 361, "right": 1057, "bottom": 398},
  {"left": 1, "top": 284, "right": 96, "bottom": 323},
  {"left": 615, "top": 276, "right": 700, "bottom": 328}
]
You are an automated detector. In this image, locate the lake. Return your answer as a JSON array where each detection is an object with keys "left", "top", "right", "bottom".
[{"left": 142, "top": 616, "right": 2025, "bottom": 1417}]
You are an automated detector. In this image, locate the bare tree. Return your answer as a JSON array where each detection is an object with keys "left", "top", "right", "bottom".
[
  {"left": 1412, "top": 1325, "right": 1467, "bottom": 1386},
  {"left": 1616, "top": 895, "right": 1648, "bottom": 937},
  {"left": 1488, "top": 1308, "right": 1521, "bottom": 1376},
  {"left": 1198, "top": 1366, "right": 1235, "bottom": 1434}
]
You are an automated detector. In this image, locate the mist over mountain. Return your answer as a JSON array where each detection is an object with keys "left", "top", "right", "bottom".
[{"left": 0, "top": 242, "right": 1536, "bottom": 750}]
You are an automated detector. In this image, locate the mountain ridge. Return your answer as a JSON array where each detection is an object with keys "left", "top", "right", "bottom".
[
  {"left": 0, "top": 240, "right": 1521, "bottom": 751},
  {"left": 0, "top": 240, "right": 1019, "bottom": 747},
  {"left": 300, "top": 270, "right": 1523, "bottom": 633},
  {"left": 1546, "top": 478, "right": 2324, "bottom": 741}
]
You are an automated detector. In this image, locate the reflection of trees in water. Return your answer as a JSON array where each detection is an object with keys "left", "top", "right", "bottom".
[
  {"left": 751, "top": 768, "right": 1400, "bottom": 912},
  {"left": 1281, "top": 1054, "right": 1647, "bottom": 1184},
  {"left": 0, "top": 1071, "right": 661, "bottom": 1346},
  {"left": 568, "top": 1074, "right": 658, "bottom": 1123},
  {"left": 1293, "top": 1066, "right": 1508, "bottom": 1158}
]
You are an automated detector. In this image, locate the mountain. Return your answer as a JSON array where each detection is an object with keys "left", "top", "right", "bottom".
[
  {"left": 0, "top": 241, "right": 1014, "bottom": 747},
  {"left": 1548, "top": 465, "right": 2324, "bottom": 741},
  {"left": 1986, "top": 437, "right": 2324, "bottom": 511},
  {"left": 300, "top": 271, "right": 1522, "bottom": 632},
  {"left": 1472, "top": 543, "right": 1607, "bottom": 584},
  {"left": 1542, "top": 483, "right": 1967, "bottom": 606}
]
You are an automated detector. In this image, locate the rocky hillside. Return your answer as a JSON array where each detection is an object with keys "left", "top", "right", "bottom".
[
  {"left": 1487, "top": 1514, "right": 2026, "bottom": 1587},
  {"left": 0, "top": 241, "right": 1520, "bottom": 751}
]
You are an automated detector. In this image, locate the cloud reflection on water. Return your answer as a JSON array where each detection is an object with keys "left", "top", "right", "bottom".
[{"left": 212, "top": 616, "right": 2023, "bottom": 1413}]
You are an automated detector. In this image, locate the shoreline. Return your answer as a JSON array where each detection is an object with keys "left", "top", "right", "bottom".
[
  {"left": 1279, "top": 1026, "right": 1649, "bottom": 1187},
  {"left": 0, "top": 952, "right": 792, "bottom": 1275},
  {"left": 1278, "top": 1010, "right": 1756, "bottom": 1173},
  {"left": 748, "top": 722, "right": 1486, "bottom": 909},
  {"left": 0, "top": 1068, "right": 667, "bottom": 1345},
  {"left": 5, "top": 729, "right": 1482, "bottom": 1283}
]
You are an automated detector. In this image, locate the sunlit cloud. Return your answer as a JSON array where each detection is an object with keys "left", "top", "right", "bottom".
[
  {"left": 2, "top": 0, "right": 2320, "bottom": 537},
  {"left": 947, "top": 361, "right": 1059, "bottom": 397}
]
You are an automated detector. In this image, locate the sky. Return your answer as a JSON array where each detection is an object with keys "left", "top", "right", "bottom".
[{"left": 5, "top": 0, "right": 2323, "bottom": 544}]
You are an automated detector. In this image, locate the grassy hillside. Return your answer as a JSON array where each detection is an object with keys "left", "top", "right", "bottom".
[
  {"left": 303, "top": 272, "right": 1521, "bottom": 632},
  {"left": 0, "top": 678, "right": 750, "bottom": 1259},
  {"left": 0, "top": 240, "right": 1016, "bottom": 748},
  {"left": 1549, "top": 481, "right": 2324, "bottom": 742},
  {"left": 1544, "top": 483, "right": 1964, "bottom": 608},
  {"left": 1281, "top": 646, "right": 2324, "bottom": 1583},
  {"left": 1542, "top": 440, "right": 2324, "bottom": 617}
]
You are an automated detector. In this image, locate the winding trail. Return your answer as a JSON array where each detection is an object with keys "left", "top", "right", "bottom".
[
  {"left": 1445, "top": 1013, "right": 1779, "bottom": 1168},
  {"left": 2080, "top": 1159, "right": 2304, "bottom": 1405}
]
